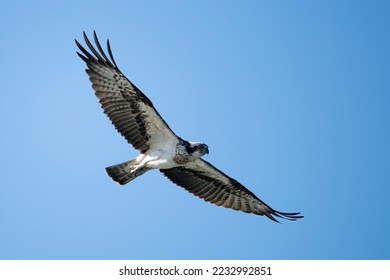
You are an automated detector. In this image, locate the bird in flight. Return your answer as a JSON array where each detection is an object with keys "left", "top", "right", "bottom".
[{"left": 75, "top": 31, "right": 303, "bottom": 222}]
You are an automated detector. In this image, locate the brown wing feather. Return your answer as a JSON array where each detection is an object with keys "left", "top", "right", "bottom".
[
  {"left": 75, "top": 31, "right": 177, "bottom": 152},
  {"left": 161, "top": 159, "right": 303, "bottom": 222}
]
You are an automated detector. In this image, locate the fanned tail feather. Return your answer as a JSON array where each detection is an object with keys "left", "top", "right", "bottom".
[{"left": 105, "top": 158, "right": 150, "bottom": 185}]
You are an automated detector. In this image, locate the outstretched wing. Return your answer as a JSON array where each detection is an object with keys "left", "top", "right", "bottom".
[
  {"left": 161, "top": 159, "right": 303, "bottom": 222},
  {"left": 75, "top": 31, "right": 178, "bottom": 152}
]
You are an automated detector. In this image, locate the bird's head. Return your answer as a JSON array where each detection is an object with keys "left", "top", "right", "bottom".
[{"left": 188, "top": 142, "right": 209, "bottom": 159}]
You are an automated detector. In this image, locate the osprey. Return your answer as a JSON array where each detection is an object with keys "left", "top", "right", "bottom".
[{"left": 76, "top": 32, "right": 303, "bottom": 222}]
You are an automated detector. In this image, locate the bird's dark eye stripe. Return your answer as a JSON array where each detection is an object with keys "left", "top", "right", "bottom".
[{"left": 185, "top": 145, "right": 197, "bottom": 154}]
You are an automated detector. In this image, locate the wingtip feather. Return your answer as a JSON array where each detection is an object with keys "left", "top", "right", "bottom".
[
  {"left": 76, "top": 31, "right": 119, "bottom": 70},
  {"left": 271, "top": 211, "right": 304, "bottom": 222}
]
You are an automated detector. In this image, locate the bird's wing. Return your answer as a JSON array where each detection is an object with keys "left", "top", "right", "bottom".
[
  {"left": 75, "top": 31, "right": 178, "bottom": 152},
  {"left": 160, "top": 159, "right": 303, "bottom": 222}
]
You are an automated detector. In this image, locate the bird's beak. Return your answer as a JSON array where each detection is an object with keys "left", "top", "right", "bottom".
[{"left": 205, "top": 147, "right": 209, "bottom": 155}]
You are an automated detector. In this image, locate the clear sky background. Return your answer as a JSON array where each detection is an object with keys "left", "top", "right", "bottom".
[{"left": 0, "top": 0, "right": 389, "bottom": 260}]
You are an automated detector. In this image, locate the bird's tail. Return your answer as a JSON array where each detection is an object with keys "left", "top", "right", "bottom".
[{"left": 105, "top": 158, "right": 151, "bottom": 185}]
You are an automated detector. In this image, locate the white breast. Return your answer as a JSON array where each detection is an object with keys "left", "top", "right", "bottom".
[{"left": 139, "top": 138, "right": 180, "bottom": 170}]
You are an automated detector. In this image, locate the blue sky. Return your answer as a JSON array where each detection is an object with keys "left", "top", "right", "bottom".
[{"left": 0, "top": 0, "right": 389, "bottom": 259}]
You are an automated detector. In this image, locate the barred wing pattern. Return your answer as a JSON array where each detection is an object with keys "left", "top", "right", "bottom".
[
  {"left": 75, "top": 32, "right": 177, "bottom": 152},
  {"left": 161, "top": 159, "right": 303, "bottom": 222}
]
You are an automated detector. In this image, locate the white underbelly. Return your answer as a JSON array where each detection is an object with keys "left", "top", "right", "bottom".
[{"left": 138, "top": 149, "right": 179, "bottom": 170}]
